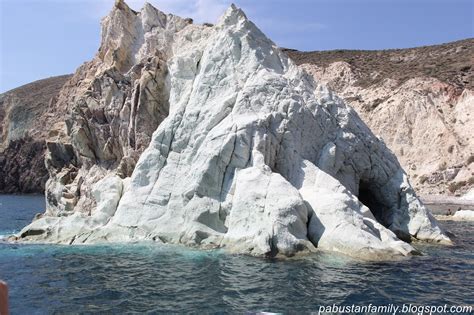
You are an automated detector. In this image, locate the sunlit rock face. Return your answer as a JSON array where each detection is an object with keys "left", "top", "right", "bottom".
[
  {"left": 39, "top": 1, "right": 191, "bottom": 217},
  {"left": 17, "top": 1, "right": 450, "bottom": 259}
]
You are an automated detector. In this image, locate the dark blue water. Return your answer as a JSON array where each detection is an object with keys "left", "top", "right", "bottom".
[{"left": 0, "top": 195, "right": 473, "bottom": 313}]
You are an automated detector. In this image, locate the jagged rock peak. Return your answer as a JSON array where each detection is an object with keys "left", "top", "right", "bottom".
[
  {"left": 98, "top": 0, "right": 193, "bottom": 72},
  {"left": 222, "top": 3, "right": 246, "bottom": 20},
  {"left": 217, "top": 4, "right": 265, "bottom": 38},
  {"left": 114, "top": 0, "right": 135, "bottom": 13}
]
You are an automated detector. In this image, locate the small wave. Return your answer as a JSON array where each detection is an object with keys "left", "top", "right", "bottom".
[{"left": 0, "top": 230, "right": 17, "bottom": 240}]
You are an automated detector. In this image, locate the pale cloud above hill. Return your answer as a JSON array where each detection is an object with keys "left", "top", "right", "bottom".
[{"left": 90, "top": 0, "right": 231, "bottom": 23}]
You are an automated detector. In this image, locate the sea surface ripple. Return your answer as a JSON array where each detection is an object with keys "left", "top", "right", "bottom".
[{"left": 0, "top": 194, "right": 472, "bottom": 313}]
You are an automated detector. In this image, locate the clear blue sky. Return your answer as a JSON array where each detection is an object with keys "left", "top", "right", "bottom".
[{"left": 1, "top": 0, "right": 473, "bottom": 92}]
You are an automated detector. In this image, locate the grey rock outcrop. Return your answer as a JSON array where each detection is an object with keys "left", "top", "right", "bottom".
[
  {"left": 40, "top": 0, "right": 191, "bottom": 216},
  {"left": 15, "top": 2, "right": 450, "bottom": 259}
]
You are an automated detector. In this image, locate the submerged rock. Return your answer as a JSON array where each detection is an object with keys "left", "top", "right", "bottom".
[{"left": 18, "top": 2, "right": 450, "bottom": 259}]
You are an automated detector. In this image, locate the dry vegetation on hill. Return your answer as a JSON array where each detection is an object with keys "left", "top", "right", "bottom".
[{"left": 285, "top": 38, "right": 474, "bottom": 90}]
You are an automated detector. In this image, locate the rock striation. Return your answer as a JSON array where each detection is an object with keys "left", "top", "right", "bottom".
[
  {"left": 31, "top": 1, "right": 192, "bottom": 217},
  {"left": 16, "top": 1, "right": 450, "bottom": 259},
  {"left": 0, "top": 75, "right": 71, "bottom": 193},
  {"left": 286, "top": 41, "right": 474, "bottom": 197}
]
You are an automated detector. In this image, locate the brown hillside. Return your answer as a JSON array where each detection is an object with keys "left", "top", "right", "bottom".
[{"left": 285, "top": 38, "right": 474, "bottom": 90}]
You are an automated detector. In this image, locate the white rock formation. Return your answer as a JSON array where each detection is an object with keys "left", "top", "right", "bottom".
[
  {"left": 17, "top": 2, "right": 450, "bottom": 259},
  {"left": 461, "top": 188, "right": 474, "bottom": 202},
  {"left": 452, "top": 210, "right": 474, "bottom": 221},
  {"left": 436, "top": 210, "right": 474, "bottom": 221}
]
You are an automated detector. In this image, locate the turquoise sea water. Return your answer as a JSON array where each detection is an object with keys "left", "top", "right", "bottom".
[{"left": 0, "top": 194, "right": 473, "bottom": 313}]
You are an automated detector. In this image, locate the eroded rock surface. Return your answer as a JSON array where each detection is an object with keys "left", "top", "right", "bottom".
[
  {"left": 286, "top": 41, "right": 474, "bottom": 196},
  {"left": 37, "top": 1, "right": 191, "bottom": 217},
  {"left": 17, "top": 1, "right": 450, "bottom": 259}
]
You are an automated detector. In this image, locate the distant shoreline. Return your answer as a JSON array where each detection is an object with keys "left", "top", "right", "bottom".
[{"left": 421, "top": 195, "right": 474, "bottom": 214}]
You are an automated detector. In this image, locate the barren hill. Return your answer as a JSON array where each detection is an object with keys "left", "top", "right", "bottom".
[
  {"left": 285, "top": 38, "right": 473, "bottom": 90},
  {"left": 0, "top": 74, "right": 72, "bottom": 192}
]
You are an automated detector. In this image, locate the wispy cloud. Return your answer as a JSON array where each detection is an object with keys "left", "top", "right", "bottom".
[
  {"left": 86, "top": 0, "right": 231, "bottom": 24},
  {"left": 246, "top": 14, "right": 328, "bottom": 49},
  {"left": 256, "top": 18, "right": 327, "bottom": 34},
  {"left": 186, "top": 0, "right": 231, "bottom": 23}
]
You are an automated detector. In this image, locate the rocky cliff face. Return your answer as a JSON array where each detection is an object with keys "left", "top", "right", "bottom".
[
  {"left": 286, "top": 40, "right": 474, "bottom": 197},
  {"left": 15, "top": 1, "right": 449, "bottom": 259},
  {"left": 35, "top": 1, "right": 192, "bottom": 216},
  {"left": 0, "top": 75, "right": 71, "bottom": 193}
]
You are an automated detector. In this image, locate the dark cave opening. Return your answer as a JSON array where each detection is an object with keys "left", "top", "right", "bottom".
[
  {"left": 358, "top": 181, "right": 390, "bottom": 227},
  {"left": 359, "top": 180, "right": 413, "bottom": 243}
]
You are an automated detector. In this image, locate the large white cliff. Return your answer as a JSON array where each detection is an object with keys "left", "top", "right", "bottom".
[{"left": 16, "top": 1, "right": 450, "bottom": 259}]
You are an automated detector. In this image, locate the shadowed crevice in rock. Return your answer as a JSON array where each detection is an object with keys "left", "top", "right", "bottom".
[{"left": 358, "top": 181, "right": 390, "bottom": 226}]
